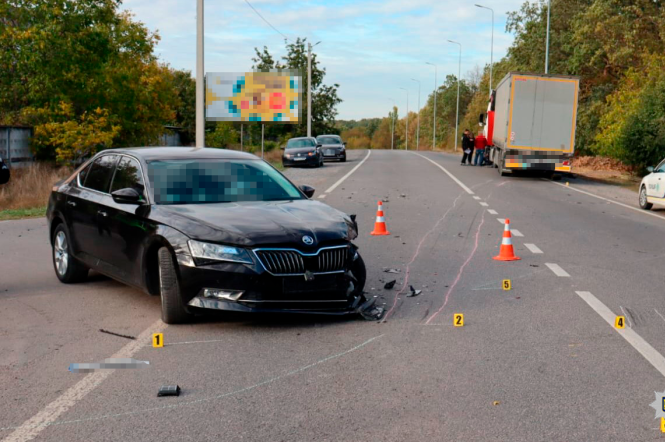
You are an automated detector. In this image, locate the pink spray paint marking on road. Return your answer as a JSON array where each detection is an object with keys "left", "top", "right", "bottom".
[
  {"left": 382, "top": 194, "right": 463, "bottom": 322},
  {"left": 425, "top": 210, "right": 486, "bottom": 325}
]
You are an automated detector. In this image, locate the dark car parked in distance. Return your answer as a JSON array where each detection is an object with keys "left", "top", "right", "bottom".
[
  {"left": 316, "top": 134, "right": 346, "bottom": 162},
  {"left": 0, "top": 157, "right": 9, "bottom": 185},
  {"left": 282, "top": 137, "right": 324, "bottom": 168},
  {"left": 47, "top": 147, "right": 367, "bottom": 324}
]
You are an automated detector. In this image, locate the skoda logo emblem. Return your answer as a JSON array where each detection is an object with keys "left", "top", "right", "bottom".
[{"left": 302, "top": 235, "right": 314, "bottom": 245}]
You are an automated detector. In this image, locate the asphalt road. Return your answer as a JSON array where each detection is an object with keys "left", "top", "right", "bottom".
[{"left": 2, "top": 149, "right": 665, "bottom": 441}]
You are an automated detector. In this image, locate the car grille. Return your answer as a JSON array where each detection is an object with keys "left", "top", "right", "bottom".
[{"left": 255, "top": 247, "right": 348, "bottom": 275}]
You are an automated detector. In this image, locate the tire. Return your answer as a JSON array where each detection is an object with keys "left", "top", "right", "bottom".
[
  {"left": 639, "top": 186, "right": 653, "bottom": 210},
  {"left": 158, "top": 247, "right": 192, "bottom": 324},
  {"left": 348, "top": 252, "right": 366, "bottom": 298},
  {"left": 340, "top": 156, "right": 346, "bottom": 163},
  {"left": 498, "top": 155, "right": 508, "bottom": 176},
  {"left": 52, "top": 224, "right": 88, "bottom": 283}
]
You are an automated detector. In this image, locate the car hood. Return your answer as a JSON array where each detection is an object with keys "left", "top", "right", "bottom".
[
  {"left": 151, "top": 199, "right": 357, "bottom": 248},
  {"left": 284, "top": 148, "right": 316, "bottom": 155}
]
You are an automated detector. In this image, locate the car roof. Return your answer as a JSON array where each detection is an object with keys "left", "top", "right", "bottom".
[
  {"left": 316, "top": 134, "right": 341, "bottom": 138},
  {"left": 287, "top": 137, "right": 315, "bottom": 141},
  {"left": 103, "top": 147, "right": 259, "bottom": 162}
]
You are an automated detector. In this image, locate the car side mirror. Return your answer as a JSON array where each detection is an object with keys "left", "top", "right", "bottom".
[
  {"left": 343, "top": 142, "right": 347, "bottom": 147},
  {"left": 299, "top": 185, "right": 315, "bottom": 198},
  {"left": 280, "top": 146, "right": 285, "bottom": 150},
  {"left": 0, "top": 165, "right": 9, "bottom": 185},
  {"left": 112, "top": 187, "right": 143, "bottom": 205},
  {"left": 647, "top": 166, "right": 654, "bottom": 173}
]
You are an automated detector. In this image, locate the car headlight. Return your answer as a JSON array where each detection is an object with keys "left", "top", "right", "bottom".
[
  {"left": 187, "top": 240, "right": 253, "bottom": 264},
  {"left": 285, "top": 154, "right": 292, "bottom": 159},
  {"left": 308, "top": 151, "right": 315, "bottom": 156}
]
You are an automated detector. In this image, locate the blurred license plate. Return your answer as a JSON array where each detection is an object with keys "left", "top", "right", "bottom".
[
  {"left": 325, "top": 149, "right": 335, "bottom": 156},
  {"left": 294, "top": 157, "right": 306, "bottom": 161}
]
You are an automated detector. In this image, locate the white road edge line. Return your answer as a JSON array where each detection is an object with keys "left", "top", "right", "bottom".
[
  {"left": 545, "top": 179, "right": 665, "bottom": 221},
  {"left": 576, "top": 291, "right": 665, "bottom": 379},
  {"left": 324, "top": 150, "right": 372, "bottom": 194},
  {"left": 487, "top": 209, "right": 498, "bottom": 215},
  {"left": 3, "top": 320, "right": 166, "bottom": 441},
  {"left": 511, "top": 229, "right": 524, "bottom": 237},
  {"left": 479, "top": 202, "right": 489, "bottom": 207},
  {"left": 545, "top": 263, "right": 570, "bottom": 277},
  {"left": 410, "top": 152, "right": 475, "bottom": 195},
  {"left": 524, "top": 243, "right": 543, "bottom": 254},
  {"left": 619, "top": 306, "right": 633, "bottom": 329}
]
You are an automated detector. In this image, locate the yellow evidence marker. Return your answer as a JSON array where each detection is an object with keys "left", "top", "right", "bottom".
[
  {"left": 502, "top": 279, "right": 511, "bottom": 291},
  {"left": 152, "top": 333, "right": 164, "bottom": 348},
  {"left": 615, "top": 316, "right": 625, "bottom": 329},
  {"left": 454, "top": 314, "right": 464, "bottom": 327},
  {"left": 660, "top": 417, "right": 665, "bottom": 433}
]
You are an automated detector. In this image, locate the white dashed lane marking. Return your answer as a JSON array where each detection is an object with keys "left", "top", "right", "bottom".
[
  {"left": 511, "top": 229, "right": 524, "bottom": 237},
  {"left": 479, "top": 202, "right": 489, "bottom": 207},
  {"left": 545, "top": 263, "right": 570, "bottom": 277},
  {"left": 524, "top": 243, "right": 543, "bottom": 254},
  {"left": 473, "top": 196, "right": 481, "bottom": 200},
  {"left": 487, "top": 209, "right": 498, "bottom": 215},
  {"left": 497, "top": 218, "right": 506, "bottom": 224}
]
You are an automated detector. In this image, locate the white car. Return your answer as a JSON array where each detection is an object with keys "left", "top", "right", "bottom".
[{"left": 639, "top": 158, "right": 665, "bottom": 210}]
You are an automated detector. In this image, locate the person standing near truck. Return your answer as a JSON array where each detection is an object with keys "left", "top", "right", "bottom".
[
  {"left": 461, "top": 129, "right": 474, "bottom": 165},
  {"left": 474, "top": 131, "right": 488, "bottom": 166}
]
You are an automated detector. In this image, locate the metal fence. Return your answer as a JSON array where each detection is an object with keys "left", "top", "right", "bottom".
[{"left": 0, "top": 126, "right": 33, "bottom": 168}]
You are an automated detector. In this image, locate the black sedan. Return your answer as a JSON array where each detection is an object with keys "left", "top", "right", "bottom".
[
  {"left": 282, "top": 137, "right": 324, "bottom": 167},
  {"left": 47, "top": 147, "right": 367, "bottom": 324},
  {"left": 316, "top": 134, "right": 347, "bottom": 162}
]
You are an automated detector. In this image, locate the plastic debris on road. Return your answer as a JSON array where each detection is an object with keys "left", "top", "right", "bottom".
[
  {"left": 384, "top": 280, "right": 396, "bottom": 289},
  {"left": 407, "top": 285, "right": 422, "bottom": 297},
  {"left": 158, "top": 385, "right": 181, "bottom": 397}
]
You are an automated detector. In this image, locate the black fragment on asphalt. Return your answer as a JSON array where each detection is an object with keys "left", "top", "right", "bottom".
[
  {"left": 407, "top": 285, "right": 422, "bottom": 297},
  {"left": 99, "top": 329, "right": 136, "bottom": 340},
  {"left": 158, "top": 385, "right": 181, "bottom": 397},
  {"left": 384, "top": 280, "right": 396, "bottom": 290}
]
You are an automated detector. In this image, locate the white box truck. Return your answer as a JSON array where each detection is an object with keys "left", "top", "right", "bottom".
[{"left": 481, "top": 72, "right": 580, "bottom": 176}]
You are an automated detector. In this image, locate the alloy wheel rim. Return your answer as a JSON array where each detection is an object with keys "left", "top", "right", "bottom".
[
  {"left": 640, "top": 188, "right": 646, "bottom": 206},
  {"left": 54, "top": 231, "right": 69, "bottom": 276}
]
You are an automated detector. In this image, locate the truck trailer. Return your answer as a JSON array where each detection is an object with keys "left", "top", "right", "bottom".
[{"left": 482, "top": 72, "right": 580, "bottom": 177}]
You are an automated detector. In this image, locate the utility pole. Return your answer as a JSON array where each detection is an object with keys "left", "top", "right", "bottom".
[
  {"left": 545, "top": 0, "right": 551, "bottom": 74},
  {"left": 448, "top": 40, "right": 462, "bottom": 152},
  {"left": 307, "top": 41, "right": 321, "bottom": 137},
  {"left": 399, "top": 87, "right": 409, "bottom": 150},
  {"left": 388, "top": 98, "right": 395, "bottom": 150},
  {"left": 195, "top": 0, "right": 204, "bottom": 147},
  {"left": 475, "top": 4, "right": 494, "bottom": 92},
  {"left": 411, "top": 78, "right": 420, "bottom": 150},
  {"left": 426, "top": 62, "right": 437, "bottom": 149}
]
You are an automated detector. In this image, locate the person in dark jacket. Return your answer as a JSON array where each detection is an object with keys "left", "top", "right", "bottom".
[{"left": 461, "top": 129, "right": 474, "bottom": 165}]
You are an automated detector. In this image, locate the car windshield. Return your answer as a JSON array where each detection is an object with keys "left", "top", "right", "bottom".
[
  {"left": 316, "top": 136, "right": 341, "bottom": 145},
  {"left": 147, "top": 159, "right": 303, "bottom": 204},
  {"left": 286, "top": 138, "right": 315, "bottom": 149}
]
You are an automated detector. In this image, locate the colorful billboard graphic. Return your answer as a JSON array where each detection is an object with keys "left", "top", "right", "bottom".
[{"left": 205, "top": 70, "right": 302, "bottom": 123}]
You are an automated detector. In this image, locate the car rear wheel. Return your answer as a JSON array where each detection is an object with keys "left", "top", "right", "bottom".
[
  {"left": 52, "top": 224, "right": 88, "bottom": 283},
  {"left": 639, "top": 186, "right": 653, "bottom": 210},
  {"left": 158, "top": 247, "right": 192, "bottom": 324}
]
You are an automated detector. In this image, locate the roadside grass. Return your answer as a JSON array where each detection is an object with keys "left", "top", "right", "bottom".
[{"left": 0, "top": 163, "right": 72, "bottom": 220}]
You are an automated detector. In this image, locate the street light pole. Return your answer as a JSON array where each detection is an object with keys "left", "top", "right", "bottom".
[
  {"left": 195, "top": 0, "right": 204, "bottom": 147},
  {"left": 411, "top": 78, "right": 420, "bottom": 151},
  {"left": 307, "top": 40, "right": 321, "bottom": 137},
  {"left": 448, "top": 40, "right": 462, "bottom": 152},
  {"left": 388, "top": 98, "right": 396, "bottom": 150},
  {"left": 475, "top": 4, "right": 494, "bottom": 92},
  {"left": 399, "top": 87, "right": 409, "bottom": 150},
  {"left": 426, "top": 62, "right": 437, "bottom": 149},
  {"left": 545, "top": 0, "right": 551, "bottom": 74}
]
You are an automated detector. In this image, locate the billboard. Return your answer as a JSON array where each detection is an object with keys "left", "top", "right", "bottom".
[{"left": 205, "top": 70, "right": 302, "bottom": 123}]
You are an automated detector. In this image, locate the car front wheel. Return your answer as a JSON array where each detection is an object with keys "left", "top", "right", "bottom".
[
  {"left": 639, "top": 186, "right": 653, "bottom": 210},
  {"left": 52, "top": 224, "right": 88, "bottom": 283},
  {"left": 158, "top": 247, "right": 192, "bottom": 324}
]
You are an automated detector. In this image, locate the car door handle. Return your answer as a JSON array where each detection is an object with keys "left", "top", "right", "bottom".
[
  {"left": 98, "top": 210, "right": 108, "bottom": 218},
  {"left": 67, "top": 201, "right": 77, "bottom": 207}
]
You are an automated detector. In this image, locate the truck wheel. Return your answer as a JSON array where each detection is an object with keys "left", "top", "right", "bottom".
[
  {"left": 639, "top": 186, "right": 653, "bottom": 210},
  {"left": 158, "top": 247, "right": 193, "bottom": 324},
  {"left": 498, "top": 156, "right": 508, "bottom": 176}
]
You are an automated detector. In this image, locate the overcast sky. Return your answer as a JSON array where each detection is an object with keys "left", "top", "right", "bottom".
[{"left": 120, "top": 0, "right": 527, "bottom": 120}]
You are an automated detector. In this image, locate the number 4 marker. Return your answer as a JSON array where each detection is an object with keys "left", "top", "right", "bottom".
[{"left": 615, "top": 316, "right": 625, "bottom": 329}]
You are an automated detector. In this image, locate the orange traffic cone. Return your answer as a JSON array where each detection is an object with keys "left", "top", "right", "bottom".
[
  {"left": 370, "top": 201, "right": 390, "bottom": 236},
  {"left": 493, "top": 219, "right": 521, "bottom": 261}
]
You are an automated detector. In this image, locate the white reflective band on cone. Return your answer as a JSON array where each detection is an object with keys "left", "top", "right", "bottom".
[
  {"left": 376, "top": 216, "right": 385, "bottom": 222},
  {"left": 501, "top": 236, "right": 513, "bottom": 245}
]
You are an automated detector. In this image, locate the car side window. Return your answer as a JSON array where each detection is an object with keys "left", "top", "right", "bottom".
[
  {"left": 111, "top": 157, "right": 146, "bottom": 200},
  {"left": 656, "top": 161, "right": 665, "bottom": 173},
  {"left": 78, "top": 163, "right": 92, "bottom": 185},
  {"left": 84, "top": 155, "right": 118, "bottom": 193}
]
